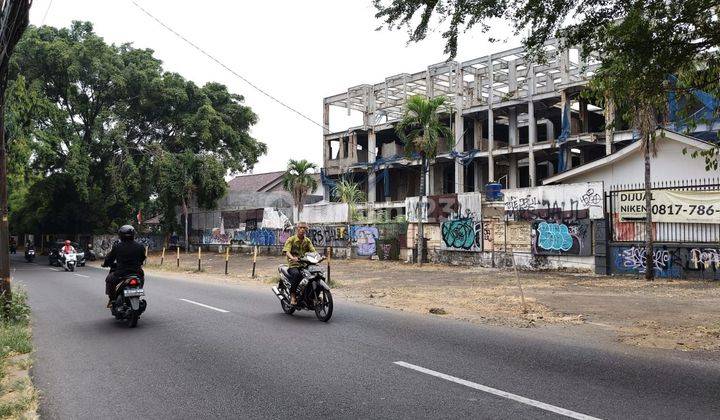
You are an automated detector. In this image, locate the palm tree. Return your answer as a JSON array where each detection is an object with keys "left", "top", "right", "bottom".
[
  {"left": 396, "top": 95, "right": 453, "bottom": 265},
  {"left": 282, "top": 159, "right": 318, "bottom": 221},
  {"left": 333, "top": 177, "right": 366, "bottom": 221}
]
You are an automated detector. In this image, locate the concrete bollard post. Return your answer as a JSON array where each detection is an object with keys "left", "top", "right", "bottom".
[
  {"left": 251, "top": 246, "right": 257, "bottom": 278},
  {"left": 198, "top": 246, "right": 202, "bottom": 271}
]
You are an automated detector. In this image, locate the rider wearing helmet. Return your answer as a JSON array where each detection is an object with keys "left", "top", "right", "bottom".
[
  {"left": 102, "top": 225, "right": 146, "bottom": 307},
  {"left": 62, "top": 240, "right": 76, "bottom": 254}
]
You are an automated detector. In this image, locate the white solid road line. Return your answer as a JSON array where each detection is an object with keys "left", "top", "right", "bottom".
[
  {"left": 394, "top": 361, "right": 602, "bottom": 420},
  {"left": 179, "top": 298, "right": 229, "bottom": 313},
  {"left": 73, "top": 274, "right": 90, "bottom": 278}
]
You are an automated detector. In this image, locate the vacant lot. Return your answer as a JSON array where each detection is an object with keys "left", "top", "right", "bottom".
[{"left": 141, "top": 250, "right": 720, "bottom": 352}]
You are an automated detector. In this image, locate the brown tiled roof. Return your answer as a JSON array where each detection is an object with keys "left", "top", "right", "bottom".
[{"left": 228, "top": 171, "right": 285, "bottom": 192}]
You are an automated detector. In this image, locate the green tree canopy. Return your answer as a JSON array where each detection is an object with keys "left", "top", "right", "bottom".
[{"left": 7, "top": 21, "right": 266, "bottom": 235}]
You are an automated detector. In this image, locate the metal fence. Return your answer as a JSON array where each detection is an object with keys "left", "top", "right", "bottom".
[{"left": 607, "top": 177, "right": 720, "bottom": 243}]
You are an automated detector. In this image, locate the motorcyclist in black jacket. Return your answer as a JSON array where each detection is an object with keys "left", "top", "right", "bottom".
[{"left": 102, "top": 225, "right": 146, "bottom": 308}]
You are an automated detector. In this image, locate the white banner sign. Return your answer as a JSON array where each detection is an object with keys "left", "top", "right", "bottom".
[{"left": 618, "top": 189, "right": 720, "bottom": 223}]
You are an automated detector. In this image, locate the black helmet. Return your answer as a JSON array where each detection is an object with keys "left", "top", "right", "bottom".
[{"left": 118, "top": 225, "right": 136, "bottom": 241}]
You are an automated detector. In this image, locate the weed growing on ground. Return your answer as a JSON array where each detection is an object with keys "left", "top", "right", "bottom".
[{"left": 0, "top": 289, "right": 36, "bottom": 419}]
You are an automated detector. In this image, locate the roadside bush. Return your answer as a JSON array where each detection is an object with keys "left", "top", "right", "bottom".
[{"left": 0, "top": 290, "right": 30, "bottom": 325}]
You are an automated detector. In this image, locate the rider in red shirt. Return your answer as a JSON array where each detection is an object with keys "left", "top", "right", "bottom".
[{"left": 62, "top": 240, "right": 76, "bottom": 254}]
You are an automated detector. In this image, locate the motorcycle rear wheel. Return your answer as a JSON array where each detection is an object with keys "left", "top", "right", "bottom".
[{"left": 314, "top": 289, "right": 333, "bottom": 322}]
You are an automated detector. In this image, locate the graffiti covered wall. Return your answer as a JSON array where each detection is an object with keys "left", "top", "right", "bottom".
[
  {"left": 440, "top": 218, "right": 483, "bottom": 252},
  {"left": 532, "top": 219, "right": 592, "bottom": 256},
  {"left": 504, "top": 182, "right": 604, "bottom": 221},
  {"left": 611, "top": 245, "right": 720, "bottom": 279}
]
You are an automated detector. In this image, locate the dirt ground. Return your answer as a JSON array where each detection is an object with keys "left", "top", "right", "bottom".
[{"left": 142, "top": 250, "right": 720, "bottom": 353}]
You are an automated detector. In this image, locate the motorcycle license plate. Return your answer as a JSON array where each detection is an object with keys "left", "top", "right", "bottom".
[{"left": 123, "top": 289, "right": 144, "bottom": 297}]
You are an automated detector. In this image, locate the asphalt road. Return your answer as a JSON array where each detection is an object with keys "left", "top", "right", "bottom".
[{"left": 12, "top": 255, "right": 720, "bottom": 419}]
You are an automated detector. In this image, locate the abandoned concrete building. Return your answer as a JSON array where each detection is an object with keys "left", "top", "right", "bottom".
[{"left": 321, "top": 41, "right": 713, "bottom": 217}]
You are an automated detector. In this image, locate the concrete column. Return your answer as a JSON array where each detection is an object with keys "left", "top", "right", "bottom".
[
  {"left": 323, "top": 103, "right": 330, "bottom": 134},
  {"left": 605, "top": 96, "right": 615, "bottom": 155},
  {"left": 454, "top": 106, "right": 465, "bottom": 192},
  {"left": 509, "top": 107, "right": 518, "bottom": 147},
  {"left": 488, "top": 109, "right": 495, "bottom": 182},
  {"left": 428, "top": 163, "right": 436, "bottom": 195},
  {"left": 509, "top": 156, "right": 518, "bottom": 188},
  {"left": 367, "top": 130, "right": 376, "bottom": 203},
  {"left": 339, "top": 136, "right": 347, "bottom": 159},
  {"left": 579, "top": 99, "right": 589, "bottom": 133},
  {"left": 528, "top": 100, "right": 537, "bottom": 187},
  {"left": 545, "top": 120, "right": 555, "bottom": 142},
  {"left": 473, "top": 118, "right": 483, "bottom": 150},
  {"left": 487, "top": 55, "right": 495, "bottom": 182},
  {"left": 473, "top": 160, "right": 485, "bottom": 192}
]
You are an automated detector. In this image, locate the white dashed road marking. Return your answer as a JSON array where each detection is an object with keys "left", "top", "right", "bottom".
[
  {"left": 179, "top": 298, "right": 229, "bottom": 313},
  {"left": 394, "top": 361, "right": 602, "bottom": 420}
]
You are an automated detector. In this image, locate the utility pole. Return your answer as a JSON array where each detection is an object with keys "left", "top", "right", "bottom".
[{"left": 0, "top": 0, "right": 32, "bottom": 302}]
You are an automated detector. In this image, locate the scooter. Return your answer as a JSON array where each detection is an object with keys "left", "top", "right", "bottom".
[
  {"left": 24, "top": 248, "right": 35, "bottom": 263},
  {"left": 60, "top": 252, "right": 78, "bottom": 272}
]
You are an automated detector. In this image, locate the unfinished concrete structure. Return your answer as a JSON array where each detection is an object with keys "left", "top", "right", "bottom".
[{"left": 322, "top": 41, "right": 633, "bottom": 212}]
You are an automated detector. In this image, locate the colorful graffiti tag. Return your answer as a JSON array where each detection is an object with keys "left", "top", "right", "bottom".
[
  {"left": 532, "top": 220, "right": 591, "bottom": 256},
  {"left": 350, "top": 226, "right": 379, "bottom": 256},
  {"left": 440, "top": 218, "right": 482, "bottom": 252},
  {"left": 611, "top": 245, "right": 720, "bottom": 279}
]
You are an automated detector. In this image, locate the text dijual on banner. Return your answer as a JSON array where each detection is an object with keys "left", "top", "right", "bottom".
[{"left": 618, "top": 189, "right": 720, "bottom": 223}]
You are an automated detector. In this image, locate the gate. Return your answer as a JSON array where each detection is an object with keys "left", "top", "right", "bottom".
[{"left": 606, "top": 178, "right": 720, "bottom": 279}]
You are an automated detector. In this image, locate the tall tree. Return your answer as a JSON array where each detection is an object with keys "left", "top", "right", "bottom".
[
  {"left": 156, "top": 152, "right": 227, "bottom": 252},
  {"left": 396, "top": 95, "right": 453, "bottom": 265},
  {"left": 282, "top": 159, "right": 318, "bottom": 221},
  {"left": 7, "top": 22, "right": 266, "bottom": 236},
  {"left": 0, "top": 0, "right": 32, "bottom": 303},
  {"left": 375, "top": 0, "right": 719, "bottom": 279}
]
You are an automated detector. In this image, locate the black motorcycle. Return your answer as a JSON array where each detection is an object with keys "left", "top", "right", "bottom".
[
  {"left": 273, "top": 252, "right": 333, "bottom": 322},
  {"left": 107, "top": 266, "right": 147, "bottom": 328},
  {"left": 48, "top": 248, "right": 60, "bottom": 266},
  {"left": 85, "top": 245, "right": 97, "bottom": 261},
  {"left": 24, "top": 247, "right": 35, "bottom": 263}
]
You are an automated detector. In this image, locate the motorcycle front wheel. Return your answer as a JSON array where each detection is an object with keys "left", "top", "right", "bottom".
[
  {"left": 128, "top": 312, "right": 139, "bottom": 328},
  {"left": 280, "top": 298, "right": 295, "bottom": 315},
  {"left": 314, "top": 289, "right": 333, "bottom": 322}
]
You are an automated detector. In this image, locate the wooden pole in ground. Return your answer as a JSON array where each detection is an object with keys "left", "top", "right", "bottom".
[
  {"left": 197, "top": 246, "right": 202, "bottom": 271},
  {"left": 225, "top": 246, "right": 229, "bottom": 275},
  {"left": 160, "top": 247, "right": 165, "bottom": 266},
  {"left": 511, "top": 252, "right": 528, "bottom": 314},
  {"left": 145, "top": 246, "right": 149, "bottom": 259},
  {"left": 251, "top": 246, "right": 257, "bottom": 278},
  {"left": 176, "top": 246, "right": 180, "bottom": 268},
  {"left": 326, "top": 246, "right": 332, "bottom": 284}
]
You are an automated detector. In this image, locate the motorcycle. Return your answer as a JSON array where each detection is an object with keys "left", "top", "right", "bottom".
[
  {"left": 49, "top": 248, "right": 60, "bottom": 266},
  {"left": 85, "top": 245, "right": 97, "bottom": 261},
  {"left": 24, "top": 248, "right": 35, "bottom": 263},
  {"left": 273, "top": 252, "right": 334, "bottom": 322},
  {"left": 60, "top": 251, "right": 78, "bottom": 272},
  {"left": 109, "top": 270, "right": 147, "bottom": 328}
]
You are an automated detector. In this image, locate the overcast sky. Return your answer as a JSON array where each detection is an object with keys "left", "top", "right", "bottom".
[{"left": 30, "top": 0, "right": 518, "bottom": 174}]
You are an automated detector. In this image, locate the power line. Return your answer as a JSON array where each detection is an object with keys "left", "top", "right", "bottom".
[
  {"left": 129, "top": 0, "right": 326, "bottom": 131},
  {"left": 41, "top": 0, "right": 53, "bottom": 25}
]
